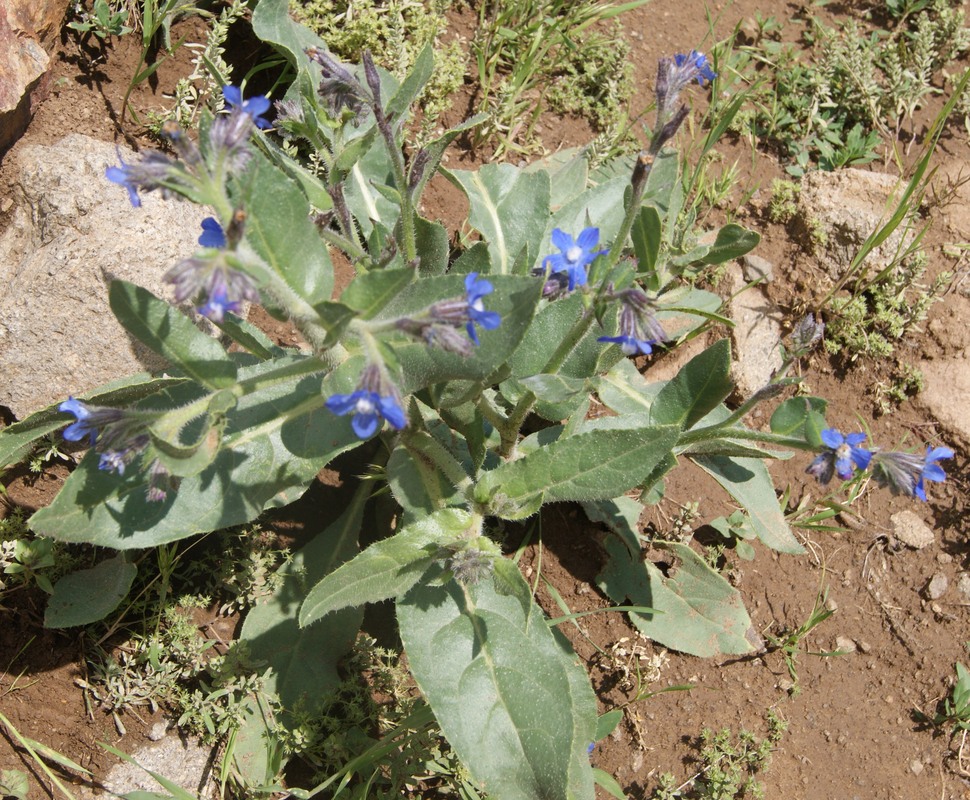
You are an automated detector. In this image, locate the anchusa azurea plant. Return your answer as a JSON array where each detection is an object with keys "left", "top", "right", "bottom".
[{"left": 0, "top": 7, "right": 953, "bottom": 798}]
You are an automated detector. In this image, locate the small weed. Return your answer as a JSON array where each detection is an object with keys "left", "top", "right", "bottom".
[
  {"left": 67, "top": 0, "right": 133, "bottom": 40},
  {"left": 0, "top": 509, "right": 78, "bottom": 597},
  {"left": 767, "top": 179, "right": 800, "bottom": 225},
  {"left": 707, "top": 510, "right": 757, "bottom": 561},
  {"left": 765, "top": 589, "right": 843, "bottom": 695},
  {"left": 271, "top": 634, "right": 477, "bottom": 796},
  {"left": 651, "top": 711, "right": 788, "bottom": 799},
  {"left": 730, "top": 1, "right": 970, "bottom": 172},
  {"left": 873, "top": 361, "right": 925, "bottom": 415},
  {"left": 823, "top": 250, "right": 948, "bottom": 361},
  {"left": 27, "top": 435, "right": 72, "bottom": 474}
]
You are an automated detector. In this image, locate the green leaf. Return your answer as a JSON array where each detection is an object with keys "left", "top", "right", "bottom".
[
  {"left": 582, "top": 496, "right": 644, "bottom": 541},
  {"left": 594, "top": 358, "right": 663, "bottom": 416},
  {"left": 597, "top": 538, "right": 759, "bottom": 657},
  {"left": 445, "top": 164, "right": 550, "bottom": 274},
  {"left": 650, "top": 340, "right": 733, "bottom": 430},
  {"left": 341, "top": 268, "right": 414, "bottom": 318},
  {"left": 345, "top": 133, "right": 398, "bottom": 238},
  {"left": 387, "top": 428, "right": 467, "bottom": 516},
  {"left": 386, "top": 43, "right": 433, "bottom": 126},
  {"left": 516, "top": 374, "right": 589, "bottom": 405},
  {"left": 214, "top": 313, "right": 285, "bottom": 360},
  {"left": 251, "top": 0, "right": 327, "bottom": 69},
  {"left": 397, "top": 567, "right": 596, "bottom": 800},
  {"left": 593, "top": 769, "right": 627, "bottom": 800},
  {"left": 299, "top": 508, "right": 475, "bottom": 627},
  {"left": 692, "top": 455, "right": 804, "bottom": 554},
  {"left": 595, "top": 709, "right": 625, "bottom": 741},
  {"left": 414, "top": 216, "right": 449, "bottom": 276},
  {"left": 698, "top": 224, "right": 761, "bottom": 265},
  {"left": 475, "top": 424, "right": 679, "bottom": 519},
  {"left": 44, "top": 555, "right": 137, "bottom": 628},
  {"left": 632, "top": 205, "right": 662, "bottom": 287},
  {"left": 243, "top": 150, "right": 334, "bottom": 307},
  {"left": 525, "top": 147, "right": 589, "bottom": 210},
  {"left": 0, "top": 770, "right": 28, "bottom": 800},
  {"left": 29, "top": 357, "right": 362, "bottom": 549},
  {"left": 408, "top": 115, "right": 487, "bottom": 207},
  {"left": 770, "top": 396, "right": 828, "bottom": 439},
  {"left": 109, "top": 281, "right": 237, "bottom": 390},
  {"left": 240, "top": 487, "right": 367, "bottom": 708}
]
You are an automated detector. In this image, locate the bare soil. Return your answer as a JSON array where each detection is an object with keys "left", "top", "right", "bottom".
[{"left": 3, "top": 2, "right": 970, "bottom": 799}]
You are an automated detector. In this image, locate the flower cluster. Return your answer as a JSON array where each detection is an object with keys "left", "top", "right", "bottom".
[
  {"left": 165, "top": 217, "right": 260, "bottom": 323},
  {"left": 598, "top": 288, "right": 667, "bottom": 357},
  {"left": 806, "top": 427, "right": 953, "bottom": 502},
  {"left": 106, "top": 85, "right": 269, "bottom": 207},
  {"left": 396, "top": 273, "right": 502, "bottom": 357},
  {"left": 58, "top": 397, "right": 175, "bottom": 500}
]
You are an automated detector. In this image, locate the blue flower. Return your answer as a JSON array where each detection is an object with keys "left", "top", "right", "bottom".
[
  {"left": 223, "top": 85, "right": 272, "bottom": 130},
  {"left": 543, "top": 228, "right": 607, "bottom": 291},
  {"left": 106, "top": 158, "right": 142, "bottom": 207},
  {"left": 673, "top": 50, "right": 717, "bottom": 86},
  {"left": 326, "top": 389, "right": 407, "bottom": 439},
  {"left": 916, "top": 446, "right": 954, "bottom": 501},
  {"left": 464, "top": 273, "right": 501, "bottom": 344},
  {"left": 197, "top": 280, "right": 241, "bottom": 323},
  {"left": 871, "top": 446, "right": 954, "bottom": 501},
  {"left": 806, "top": 428, "right": 872, "bottom": 485},
  {"left": 59, "top": 397, "right": 123, "bottom": 446},
  {"left": 198, "top": 217, "right": 227, "bottom": 248},
  {"left": 598, "top": 334, "right": 655, "bottom": 356}
]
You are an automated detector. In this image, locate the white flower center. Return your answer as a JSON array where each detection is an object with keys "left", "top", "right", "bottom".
[
  {"left": 471, "top": 298, "right": 485, "bottom": 313},
  {"left": 355, "top": 396, "right": 377, "bottom": 415},
  {"left": 566, "top": 245, "right": 583, "bottom": 263}
]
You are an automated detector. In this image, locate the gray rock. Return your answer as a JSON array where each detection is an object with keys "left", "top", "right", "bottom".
[
  {"left": 890, "top": 510, "right": 935, "bottom": 550},
  {"left": 76, "top": 733, "right": 214, "bottom": 800},
  {"left": 0, "top": 134, "right": 208, "bottom": 418},
  {"left": 724, "top": 263, "right": 783, "bottom": 398},
  {"left": 925, "top": 572, "right": 949, "bottom": 601},
  {"left": 796, "top": 169, "right": 915, "bottom": 281},
  {"left": 741, "top": 254, "right": 774, "bottom": 283}
]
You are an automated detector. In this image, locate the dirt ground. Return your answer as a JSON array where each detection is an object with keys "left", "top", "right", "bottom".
[{"left": 2, "top": 1, "right": 970, "bottom": 799}]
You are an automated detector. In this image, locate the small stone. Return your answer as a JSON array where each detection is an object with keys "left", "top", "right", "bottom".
[
  {"left": 741, "top": 253, "right": 774, "bottom": 283},
  {"left": 778, "top": 678, "right": 794, "bottom": 693},
  {"left": 836, "top": 636, "right": 857, "bottom": 653},
  {"left": 148, "top": 722, "right": 168, "bottom": 742},
  {"left": 891, "top": 510, "right": 935, "bottom": 550},
  {"left": 958, "top": 573, "right": 970, "bottom": 602},
  {"left": 857, "top": 640, "right": 873, "bottom": 654},
  {"left": 825, "top": 596, "right": 839, "bottom": 612},
  {"left": 910, "top": 759, "right": 924, "bottom": 776},
  {"left": 938, "top": 552, "right": 953, "bottom": 564},
  {"left": 926, "top": 573, "right": 949, "bottom": 600}
]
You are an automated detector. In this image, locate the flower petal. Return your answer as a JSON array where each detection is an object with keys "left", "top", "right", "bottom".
[
  {"left": 820, "top": 428, "right": 845, "bottom": 449},
  {"left": 351, "top": 412, "right": 380, "bottom": 439},
  {"left": 550, "top": 228, "right": 573, "bottom": 252},
  {"left": 576, "top": 226, "right": 600, "bottom": 250}
]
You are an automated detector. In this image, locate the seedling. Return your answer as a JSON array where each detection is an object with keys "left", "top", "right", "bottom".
[
  {"left": 765, "top": 588, "right": 844, "bottom": 694},
  {"left": 67, "top": 0, "right": 133, "bottom": 40}
]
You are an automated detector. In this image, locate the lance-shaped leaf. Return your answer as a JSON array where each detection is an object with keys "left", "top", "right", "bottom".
[
  {"left": 698, "top": 223, "right": 761, "bottom": 265},
  {"left": 300, "top": 508, "right": 475, "bottom": 627},
  {"left": 770, "top": 396, "right": 828, "bottom": 439},
  {"left": 242, "top": 150, "right": 334, "bottom": 307},
  {"left": 397, "top": 564, "right": 596, "bottom": 800},
  {"left": 445, "top": 164, "right": 550, "bottom": 274},
  {"left": 240, "top": 486, "right": 367, "bottom": 708},
  {"left": 29, "top": 357, "right": 363, "bottom": 549},
  {"left": 109, "top": 280, "right": 237, "bottom": 389},
  {"left": 474, "top": 424, "right": 679, "bottom": 518},
  {"left": 692, "top": 454, "right": 804, "bottom": 554},
  {"left": 632, "top": 205, "right": 663, "bottom": 289},
  {"left": 650, "top": 339, "right": 733, "bottom": 430},
  {"left": 598, "top": 536, "right": 759, "bottom": 657},
  {"left": 44, "top": 555, "right": 137, "bottom": 628}
]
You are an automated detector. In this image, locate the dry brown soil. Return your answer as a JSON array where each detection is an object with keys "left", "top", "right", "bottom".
[{"left": 2, "top": 2, "right": 970, "bottom": 799}]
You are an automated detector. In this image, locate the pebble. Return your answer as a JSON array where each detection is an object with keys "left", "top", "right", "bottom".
[
  {"left": 836, "top": 636, "right": 857, "bottom": 653},
  {"left": 910, "top": 760, "right": 924, "bottom": 776},
  {"left": 741, "top": 253, "right": 774, "bottom": 283},
  {"left": 938, "top": 552, "right": 953, "bottom": 564},
  {"left": 926, "top": 573, "right": 949, "bottom": 600},
  {"left": 857, "top": 640, "right": 873, "bottom": 654},
  {"left": 891, "top": 510, "right": 935, "bottom": 550},
  {"left": 958, "top": 572, "right": 970, "bottom": 602}
]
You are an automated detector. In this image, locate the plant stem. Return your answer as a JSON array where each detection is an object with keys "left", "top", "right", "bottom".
[{"left": 403, "top": 429, "right": 472, "bottom": 495}]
